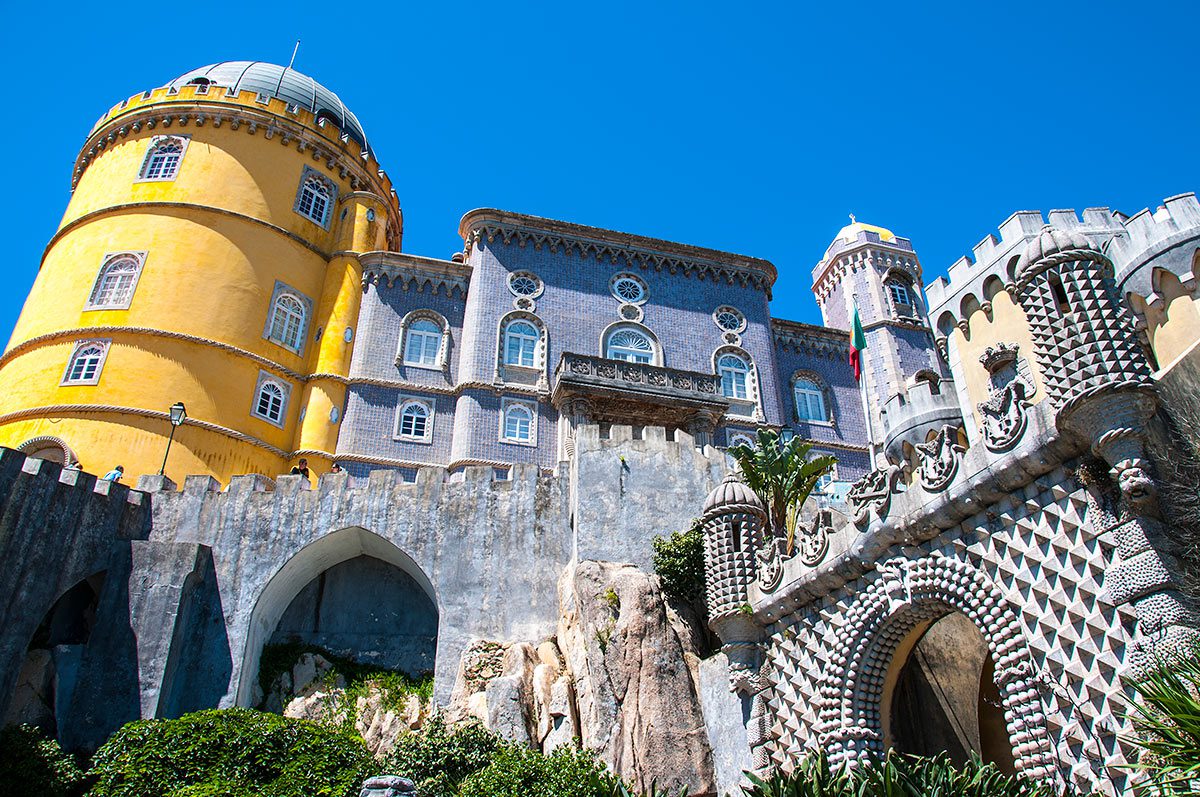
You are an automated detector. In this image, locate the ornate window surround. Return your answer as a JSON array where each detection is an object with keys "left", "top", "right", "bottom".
[
  {"left": 499, "top": 397, "right": 537, "bottom": 446},
  {"left": 495, "top": 311, "right": 549, "bottom": 389},
  {"left": 609, "top": 272, "right": 648, "bottom": 305},
  {"left": 85, "top": 251, "right": 146, "bottom": 311},
  {"left": 712, "top": 344, "right": 764, "bottom": 421},
  {"left": 396, "top": 309, "right": 450, "bottom": 371},
  {"left": 883, "top": 268, "right": 919, "bottom": 317},
  {"left": 507, "top": 270, "right": 544, "bottom": 299},
  {"left": 791, "top": 370, "right": 833, "bottom": 426},
  {"left": 136, "top": 135, "right": 190, "bottom": 182},
  {"left": 393, "top": 396, "right": 435, "bottom": 443},
  {"left": 713, "top": 305, "right": 747, "bottom": 334},
  {"left": 250, "top": 370, "right": 291, "bottom": 428},
  {"left": 61, "top": 339, "right": 111, "bottom": 386},
  {"left": 599, "top": 320, "right": 662, "bottom": 366},
  {"left": 262, "top": 281, "right": 313, "bottom": 355},
  {"left": 292, "top": 165, "right": 338, "bottom": 229}
]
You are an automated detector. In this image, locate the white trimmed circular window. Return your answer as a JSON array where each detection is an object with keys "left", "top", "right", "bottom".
[
  {"left": 714, "top": 306, "right": 746, "bottom": 333},
  {"left": 508, "top": 271, "right": 544, "bottom": 298},
  {"left": 610, "top": 273, "right": 647, "bottom": 305}
]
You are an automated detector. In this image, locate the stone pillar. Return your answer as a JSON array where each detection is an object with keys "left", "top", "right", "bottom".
[{"left": 560, "top": 399, "right": 592, "bottom": 461}]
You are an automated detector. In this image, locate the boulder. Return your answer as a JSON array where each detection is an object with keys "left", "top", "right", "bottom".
[
  {"left": 360, "top": 775, "right": 416, "bottom": 797},
  {"left": 558, "top": 560, "right": 715, "bottom": 795}
]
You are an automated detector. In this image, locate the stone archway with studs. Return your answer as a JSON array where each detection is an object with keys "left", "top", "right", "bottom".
[{"left": 814, "top": 552, "right": 1057, "bottom": 782}]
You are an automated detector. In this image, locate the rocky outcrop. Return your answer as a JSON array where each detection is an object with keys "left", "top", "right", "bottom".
[
  {"left": 446, "top": 637, "right": 578, "bottom": 752},
  {"left": 266, "top": 652, "right": 428, "bottom": 758},
  {"left": 558, "top": 560, "right": 715, "bottom": 795}
]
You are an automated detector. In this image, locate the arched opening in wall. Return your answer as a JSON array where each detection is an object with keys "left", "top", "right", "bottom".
[
  {"left": 3, "top": 573, "right": 105, "bottom": 739},
  {"left": 238, "top": 527, "right": 438, "bottom": 709},
  {"left": 18, "top": 436, "right": 75, "bottom": 466},
  {"left": 886, "top": 611, "right": 1014, "bottom": 773}
]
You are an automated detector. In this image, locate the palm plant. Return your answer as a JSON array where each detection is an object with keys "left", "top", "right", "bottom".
[
  {"left": 728, "top": 429, "right": 837, "bottom": 554},
  {"left": 1125, "top": 643, "right": 1200, "bottom": 794}
]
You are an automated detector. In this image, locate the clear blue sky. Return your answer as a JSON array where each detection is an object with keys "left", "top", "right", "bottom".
[{"left": 2, "top": 1, "right": 1196, "bottom": 342}]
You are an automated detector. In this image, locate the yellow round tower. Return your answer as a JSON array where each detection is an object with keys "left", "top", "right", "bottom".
[{"left": 0, "top": 62, "right": 401, "bottom": 483}]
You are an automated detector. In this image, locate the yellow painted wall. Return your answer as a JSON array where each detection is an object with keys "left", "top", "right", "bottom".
[
  {"left": 0, "top": 91, "right": 397, "bottom": 485},
  {"left": 949, "top": 290, "right": 1046, "bottom": 427},
  {"left": 1140, "top": 269, "right": 1200, "bottom": 372}
]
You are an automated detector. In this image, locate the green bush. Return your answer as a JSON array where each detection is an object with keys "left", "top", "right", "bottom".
[
  {"left": 458, "top": 744, "right": 613, "bottom": 797},
  {"left": 258, "top": 642, "right": 433, "bottom": 711},
  {"left": 0, "top": 724, "right": 88, "bottom": 797},
  {"left": 743, "top": 751, "right": 1056, "bottom": 797},
  {"left": 1126, "top": 643, "right": 1200, "bottom": 794},
  {"left": 651, "top": 520, "right": 705, "bottom": 604},
  {"left": 381, "top": 714, "right": 503, "bottom": 797},
  {"left": 86, "top": 708, "right": 375, "bottom": 797}
]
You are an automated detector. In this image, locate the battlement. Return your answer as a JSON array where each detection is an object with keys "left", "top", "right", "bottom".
[
  {"left": 75, "top": 83, "right": 397, "bottom": 206},
  {"left": 574, "top": 422, "right": 728, "bottom": 464},
  {"left": 926, "top": 207, "right": 1126, "bottom": 330},
  {"left": 880, "top": 377, "right": 964, "bottom": 465},
  {"left": 0, "top": 446, "right": 147, "bottom": 514},
  {"left": 1108, "top": 193, "right": 1200, "bottom": 295}
]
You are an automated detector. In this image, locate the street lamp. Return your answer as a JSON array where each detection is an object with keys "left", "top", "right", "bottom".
[{"left": 159, "top": 402, "right": 187, "bottom": 476}]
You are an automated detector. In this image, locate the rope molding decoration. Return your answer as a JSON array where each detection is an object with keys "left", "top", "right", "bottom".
[{"left": 0, "top": 404, "right": 289, "bottom": 458}]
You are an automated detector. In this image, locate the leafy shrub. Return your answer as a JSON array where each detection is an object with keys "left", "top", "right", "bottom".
[
  {"left": 0, "top": 724, "right": 88, "bottom": 797},
  {"left": 743, "top": 751, "right": 1056, "bottom": 797},
  {"left": 652, "top": 520, "right": 705, "bottom": 604},
  {"left": 86, "top": 708, "right": 375, "bottom": 797},
  {"left": 381, "top": 714, "right": 504, "bottom": 797},
  {"left": 458, "top": 744, "right": 613, "bottom": 797},
  {"left": 258, "top": 642, "right": 433, "bottom": 711},
  {"left": 1126, "top": 643, "right": 1200, "bottom": 794}
]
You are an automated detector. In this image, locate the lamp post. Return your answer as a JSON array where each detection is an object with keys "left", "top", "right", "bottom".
[{"left": 159, "top": 402, "right": 187, "bottom": 476}]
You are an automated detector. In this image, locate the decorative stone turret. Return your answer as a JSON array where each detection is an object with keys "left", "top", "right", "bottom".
[
  {"left": 700, "top": 469, "right": 772, "bottom": 771},
  {"left": 1014, "top": 226, "right": 1198, "bottom": 666}
]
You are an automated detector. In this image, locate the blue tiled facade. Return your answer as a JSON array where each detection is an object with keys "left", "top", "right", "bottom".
[{"left": 335, "top": 212, "right": 946, "bottom": 489}]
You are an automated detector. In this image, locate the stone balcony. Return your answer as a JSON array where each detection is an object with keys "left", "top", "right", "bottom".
[{"left": 552, "top": 352, "right": 730, "bottom": 430}]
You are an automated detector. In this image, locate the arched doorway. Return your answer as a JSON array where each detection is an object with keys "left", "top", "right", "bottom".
[
  {"left": 885, "top": 611, "right": 1015, "bottom": 772},
  {"left": 17, "top": 436, "right": 76, "bottom": 466},
  {"left": 3, "top": 573, "right": 105, "bottom": 738},
  {"left": 236, "top": 527, "right": 437, "bottom": 706},
  {"left": 269, "top": 555, "right": 436, "bottom": 676}
]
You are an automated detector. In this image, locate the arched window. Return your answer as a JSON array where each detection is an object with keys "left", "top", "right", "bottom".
[
  {"left": 294, "top": 168, "right": 335, "bottom": 227},
  {"left": 87, "top": 254, "right": 144, "bottom": 310},
  {"left": 887, "top": 280, "right": 912, "bottom": 307},
  {"left": 504, "top": 320, "right": 539, "bottom": 367},
  {"left": 718, "top": 353, "right": 750, "bottom": 399},
  {"left": 395, "top": 400, "right": 432, "bottom": 442},
  {"left": 794, "top": 378, "right": 827, "bottom": 422},
  {"left": 138, "top": 136, "right": 188, "bottom": 181},
  {"left": 268, "top": 293, "right": 307, "bottom": 352},
  {"left": 252, "top": 377, "right": 288, "bottom": 425},
  {"left": 403, "top": 319, "right": 443, "bottom": 367},
  {"left": 502, "top": 400, "right": 535, "bottom": 444},
  {"left": 62, "top": 341, "right": 109, "bottom": 385},
  {"left": 606, "top": 328, "right": 654, "bottom": 363}
]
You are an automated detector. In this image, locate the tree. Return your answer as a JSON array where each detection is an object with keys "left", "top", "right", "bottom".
[{"left": 728, "top": 429, "right": 837, "bottom": 555}]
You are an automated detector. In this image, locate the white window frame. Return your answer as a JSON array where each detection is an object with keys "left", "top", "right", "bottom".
[
  {"left": 504, "top": 320, "right": 540, "bottom": 368},
  {"left": 794, "top": 377, "right": 828, "bottom": 423},
  {"left": 393, "top": 397, "right": 434, "bottom": 443},
  {"left": 263, "top": 282, "right": 313, "bottom": 355},
  {"left": 250, "top": 371, "right": 291, "bottom": 428},
  {"left": 136, "top": 135, "right": 190, "bottom": 182},
  {"left": 500, "top": 398, "right": 537, "bottom": 446},
  {"left": 815, "top": 460, "right": 838, "bottom": 492},
  {"left": 605, "top": 326, "right": 655, "bottom": 364},
  {"left": 293, "top": 166, "right": 337, "bottom": 228},
  {"left": 61, "top": 340, "right": 110, "bottom": 386},
  {"left": 85, "top": 252, "right": 146, "bottom": 311},
  {"left": 888, "top": 280, "right": 912, "bottom": 307},
  {"left": 397, "top": 311, "right": 448, "bottom": 370},
  {"left": 713, "top": 305, "right": 747, "bottom": 333},
  {"left": 718, "top": 353, "right": 750, "bottom": 400}
]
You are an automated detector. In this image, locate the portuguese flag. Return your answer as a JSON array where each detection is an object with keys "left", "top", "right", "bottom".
[{"left": 849, "top": 306, "right": 867, "bottom": 381}]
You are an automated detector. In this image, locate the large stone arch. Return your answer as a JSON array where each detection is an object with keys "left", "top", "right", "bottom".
[
  {"left": 234, "top": 526, "right": 437, "bottom": 706},
  {"left": 814, "top": 552, "right": 1055, "bottom": 781}
]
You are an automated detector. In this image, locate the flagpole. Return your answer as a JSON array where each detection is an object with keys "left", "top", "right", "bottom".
[{"left": 851, "top": 298, "right": 878, "bottom": 467}]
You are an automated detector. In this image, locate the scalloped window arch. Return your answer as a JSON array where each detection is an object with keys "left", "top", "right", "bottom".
[
  {"left": 268, "top": 293, "right": 307, "bottom": 352},
  {"left": 718, "top": 352, "right": 750, "bottom": 400},
  {"left": 86, "top": 253, "right": 145, "bottom": 310},
  {"left": 294, "top": 167, "right": 337, "bottom": 228},
  {"left": 138, "top": 135, "right": 189, "bottom": 182},
  {"left": 252, "top": 376, "right": 289, "bottom": 426},
  {"left": 504, "top": 318, "right": 541, "bottom": 368}
]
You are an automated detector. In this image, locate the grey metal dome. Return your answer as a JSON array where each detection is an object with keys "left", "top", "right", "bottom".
[{"left": 167, "top": 62, "right": 371, "bottom": 157}]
